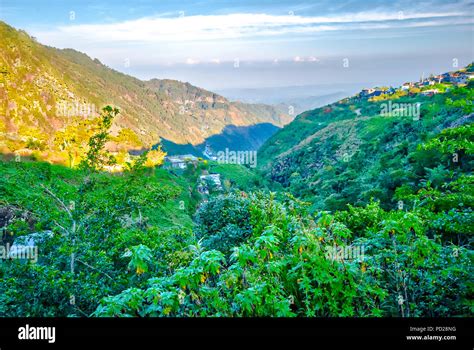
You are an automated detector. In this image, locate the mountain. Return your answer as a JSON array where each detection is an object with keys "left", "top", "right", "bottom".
[
  {"left": 258, "top": 65, "right": 474, "bottom": 211},
  {"left": 161, "top": 123, "right": 280, "bottom": 157},
  {"left": 215, "top": 83, "right": 371, "bottom": 115},
  {"left": 0, "top": 21, "right": 290, "bottom": 159},
  {"left": 277, "top": 91, "right": 353, "bottom": 115}
]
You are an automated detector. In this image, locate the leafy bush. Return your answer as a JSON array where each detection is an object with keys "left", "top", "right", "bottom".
[
  {"left": 0, "top": 159, "right": 196, "bottom": 316},
  {"left": 194, "top": 193, "right": 252, "bottom": 256},
  {"left": 95, "top": 192, "right": 472, "bottom": 317}
]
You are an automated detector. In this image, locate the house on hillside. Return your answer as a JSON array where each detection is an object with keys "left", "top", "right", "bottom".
[
  {"left": 165, "top": 157, "right": 187, "bottom": 169},
  {"left": 451, "top": 73, "right": 470, "bottom": 85},
  {"left": 421, "top": 89, "right": 439, "bottom": 97},
  {"left": 371, "top": 90, "right": 384, "bottom": 97},
  {"left": 164, "top": 154, "right": 199, "bottom": 169},
  {"left": 433, "top": 75, "right": 444, "bottom": 83},
  {"left": 360, "top": 88, "right": 375, "bottom": 97},
  {"left": 401, "top": 82, "right": 414, "bottom": 91},
  {"left": 441, "top": 73, "right": 452, "bottom": 83},
  {"left": 360, "top": 87, "right": 392, "bottom": 98}
]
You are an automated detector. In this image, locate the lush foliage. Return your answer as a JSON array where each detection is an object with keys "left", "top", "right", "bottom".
[
  {"left": 1, "top": 56, "right": 472, "bottom": 319},
  {"left": 0, "top": 157, "right": 196, "bottom": 316},
  {"left": 194, "top": 193, "right": 252, "bottom": 256},
  {"left": 93, "top": 192, "right": 471, "bottom": 317},
  {"left": 259, "top": 82, "right": 474, "bottom": 213}
]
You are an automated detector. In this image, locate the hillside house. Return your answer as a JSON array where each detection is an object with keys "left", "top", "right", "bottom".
[
  {"left": 165, "top": 154, "right": 199, "bottom": 169},
  {"left": 401, "top": 82, "right": 414, "bottom": 91},
  {"left": 371, "top": 90, "right": 384, "bottom": 97},
  {"left": 360, "top": 88, "right": 375, "bottom": 97},
  {"left": 421, "top": 89, "right": 439, "bottom": 96},
  {"left": 441, "top": 73, "right": 452, "bottom": 83},
  {"left": 360, "top": 87, "right": 392, "bottom": 98},
  {"left": 451, "top": 73, "right": 470, "bottom": 84}
]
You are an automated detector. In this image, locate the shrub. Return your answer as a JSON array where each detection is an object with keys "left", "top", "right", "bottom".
[{"left": 194, "top": 193, "right": 252, "bottom": 256}]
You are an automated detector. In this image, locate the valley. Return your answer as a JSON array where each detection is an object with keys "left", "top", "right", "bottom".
[
  {"left": 0, "top": 21, "right": 290, "bottom": 166},
  {"left": 0, "top": 20, "right": 472, "bottom": 319}
]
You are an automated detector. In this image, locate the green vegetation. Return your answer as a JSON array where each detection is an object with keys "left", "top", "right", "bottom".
[
  {"left": 0, "top": 38, "right": 472, "bottom": 318},
  {"left": 208, "top": 163, "right": 265, "bottom": 190},
  {"left": 259, "top": 81, "right": 474, "bottom": 213},
  {"left": 93, "top": 192, "right": 471, "bottom": 317},
  {"left": 194, "top": 193, "right": 252, "bottom": 257},
  {"left": 0, "top": 155, "right": 197, "bottom": 316}
]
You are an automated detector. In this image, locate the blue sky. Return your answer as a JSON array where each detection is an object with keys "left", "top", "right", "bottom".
[{"left": 1, "top": 0, "right": 473, "bottom": 90}]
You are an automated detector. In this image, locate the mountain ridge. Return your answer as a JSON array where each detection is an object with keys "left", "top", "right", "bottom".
[{"left": 0, "top": 21, "right": 290, "bottom": 159}]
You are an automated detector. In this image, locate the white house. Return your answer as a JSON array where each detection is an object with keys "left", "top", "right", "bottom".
[{"left": 165, "top": 154, "right": 199, "bottom": 169}]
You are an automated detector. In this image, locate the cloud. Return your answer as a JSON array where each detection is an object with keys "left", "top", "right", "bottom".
[
  {"left": 294, "top": 56, "right": 321, "bottom": 63},
  {"left": 34, "top": 10, "right": 471, "bottom": 46},
  {"left": 185, "top": 58, "right": 200, "bottom": 65}
]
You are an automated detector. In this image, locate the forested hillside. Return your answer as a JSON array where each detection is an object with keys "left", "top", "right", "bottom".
[
  {"left": 0, "top": 21, "right": 289, "bottom": 164},
  {"left": 259, "top": 71, "right": 473, "bottom": 212},
  {"left": 0, "top": 108, "right": 266, "bottom": 316}
]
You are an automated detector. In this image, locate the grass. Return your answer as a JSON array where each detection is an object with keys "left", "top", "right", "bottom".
[{"left": 208, "top": 162, "right": 265, "bottom": 190}]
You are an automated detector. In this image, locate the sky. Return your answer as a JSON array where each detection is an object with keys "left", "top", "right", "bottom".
[{"left": 0, "top": 0, "right": 473, "bottom": 91}]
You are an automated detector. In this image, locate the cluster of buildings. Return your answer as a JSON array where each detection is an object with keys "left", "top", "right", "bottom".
[
  {"left": 433, "top": 71, "right": 474, "bottom": 85},
  {"left": 358, "top": 69, "right": 473, "bottom": 100},
  {"left": 401, "top": 71, "right": 472, "bottom": 92},
  {"left": 359, "top": 87, "right": 396, "bottom": 98},
  {"left": 164, "top": 143, "right": 218, "bottom": 169},
  {"left": 163, "top": 152, "right": 223, "bottom": 195}
]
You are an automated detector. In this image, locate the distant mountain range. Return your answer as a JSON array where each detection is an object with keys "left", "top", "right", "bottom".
[
  {"left": 0, "top": 21, "right": 291, "bottom": 156},
  {"left": 216, "top": 83, "right": 371, "bottom": 115}
]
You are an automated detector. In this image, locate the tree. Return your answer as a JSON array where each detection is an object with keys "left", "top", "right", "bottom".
[
  {"left": 194, "top": 193, "right": 252, "bottom": 256},
  {"left": 144, "top": 147, "right": 166, "bottom": 168},
  {"left": 79, "top": 106, "right": 119, "bottom": 171},
  {"left": 113, "top": 128, "right": 143, "bottom": 151},
  {"left": 54, "top": 117, "right": 96, "bottom": 167}
]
